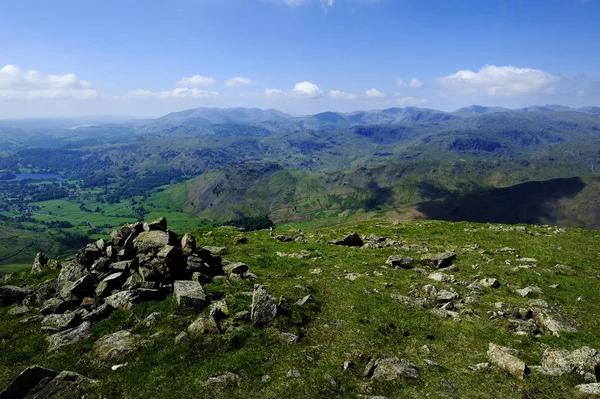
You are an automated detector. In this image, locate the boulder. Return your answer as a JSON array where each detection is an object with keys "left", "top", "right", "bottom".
[
  {"left": 0, "top": 366, "right": 59, "bottom": 399},
  {"left": 369, "top": 358, "right": 420, "bottom": 381},
  {"left": 95, "top": 272, "right": 125, "bottom": 297},
  {"left": 56, "top": 262, "right": 87, "bottom": 300},
  {"left": 134, "top": 231, "right": 173, "bottom": 254},
  {"left": 543, "top": 347, "right": 600, "bottom": 381},
  {"left": 46, "top": 321, "right": 92, "bottom": 352},
  {"left": 223, "top": 262, "right": 248, "bottom": 275},
  {"left": 575, "top": 383, "right": 600, "bottom": 395},
  {"left": 173, "top": 280, "right": 206, "bottom": 310},
  {"left": 181, "top": 233, "right": 196, "bottom": 255},
  {"left": 69, "top": 275, "right": 96, "bottom": 299},
  {"left": 188, "top": 316, "right": 220, "bottom": 335},
  {"left": 90, "top": 257, "right": 112, "bottom": 273},
  {"left": 41, "top": 312, "right": 81, "bottom": 332},
  {"left": 386, "top": 255, "right": 414, "bottom": 269},
  {"left": 104, "top": 290, "right": 141, "bottom": 309},
  {"left": 23, "top": 370, "right": 97, "bottom": 399},
  {"left": 0, "top": 286, "right": 26, "bottom": 306},
  {"left": 480, "top": 278, "right": 500, "bottom": 288},
  {"left": 329, "top": 232, "right": 363, "bottom": 247},
  {"left": 31, "top": 252, "right": 49, "bottom": 274},
  {"left": 76, "top": 244, "right": 102, "bottom": 267},
  {"left": 428, "top": 272, "right": 455, "bottom": 283},
  {"left": 41, "top": 298, "right": 74, "bottom": 315},
  {"left": 529, "top": 300, "right": 577, "bottom": 336},
  {"left": 145, "top": 217, "right": 167, "bottom": 231},
  {"left": 251, "top": 284, "right": 277, "bottom": 325},
  {"left": 93, "top": 330, "right": 142, "bottom": 363},
  {"left": 202, "top": 246, "right": 228, "bottom": 256},
  {"left": 487, "top": 343, "right": 530, "bottom": 379},
  {"left": 23, "top": 278, "right": 57, "bottom": 305},
  {"left": 420, "top": 252, "right": 456, "bottom": 269},
  {"left": 82, "top": 303, "right": 113, "bottom": 323}
]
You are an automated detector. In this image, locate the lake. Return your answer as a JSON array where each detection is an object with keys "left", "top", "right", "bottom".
[{"left": 1, "top": 173, "right": 65, "bottom": 182}]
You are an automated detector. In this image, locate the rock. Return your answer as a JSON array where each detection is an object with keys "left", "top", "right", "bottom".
[
  {"left": 420, "top": 252, "right": 456, "bottom": 269},
  {"left": 204, "top": 372, "right": 241, "bottom": 387},
  {"left": 385, "top": 255, "right": 414, "bottom": 269},
  {"left": 343, "top": 361, "right": 354, "bottom": 371},
  {"left": 275, "top": 235, "right": 293, "bottom": 242},
  {"left": 94, "top": 330, "right": 142, "bottom": 363},
  {"left": 0, "top": 286, "right": 26, "bottom": 306},
  {"left": 274, "top": 330, "right": 299, "bottom": 344},
  {"left": 56, "top": 262, "right": 87, "bottom": 300},
  {"left": 251, "top": 284, "right": 277, "bottom": 325},
  {"left": 22, "top": 371, "right": 97, "bottom": 398},
  {"left": 146, "top": 217, "right": 167, "bottom": 231},
  {"left": 42, "top": 312, "right": 81, "bottom": 332},
  {"left": 134, "top": 230, "right": 174, "bottom": 254},
  {"left": 568, "top": 347, "right": 600, "bottom": 380},
  {"left": 76, "top": 244, "right": 103, "bottom": 267},
  {"left": 468, "top": 362, "right": 490, "bottom": 372},
  {"left": 202, "top": 246, "right": 228, "bottom": 256},
  {"left": 41, "top": 298, "right": 73, "bottom": 315},
  {"left": 188, "top": 316, "right": 221, "bottom": 335},
  {"left": 428, "top": 272, "right": 455, "bottom": 283},
  {"left": 329, "top": 232, "right": 363, "bottom": 247},
  {"left": 516, "top": 286, "right": 543, "bottom": 297},
  {"left": 174, "top": 331, "right": 188, "bottom": 344},
  {"left": 144, "top": 312, "right": 163, "bottom": 327},
  {"left": 181, "top": 233, "right": 196, "bottom": 255},
  {"left": 233, "top": 235, "right": 248, "bottom": 245},
  {"left": 23, "top": 278, "right": 58, "bottom": 306},
  {"left": 110, "top": 259, "right": 137, "bottom": 271},
  {"left": 173, "top": 280, "right": 206, "bottom": 310},
  {"left": 47, "top": 321, "right": 92, "bottom": 352},
  {"left": 575, "top": 383, "right": 600, "bottom": 395},
  {"left": 209, "top": 300, "right": 229, "bottom": 318},
  {"left": 82, "top": 303, "right": 113, "bottom": 322},
  {"left": 223, "top": 262, "right": 249, "bottom": 275},
  {"left": 8, "top": 305, "right": 30, "bottom": 316},
  {"left": 529, "top": 300, "right": 577, "bottom": 336},
  {"left": 370, "top": 358, "right": 420, "bottom": 381},
  {"left": 234, "top": 310, "right": 250, "bottom": 321},
  {"left": 0, "top": 366, "right": 59, "bottom": 399},
  {"left": 31, "top": 252, "right": 50, "bottom": 274},
  {"left": 436, "top": 290, "right": 459, "bottom": 303},
  {"left": 104, "top": 290, "right": 141, "bottom": 309},
  {"left": 69, "top": 275, "right": 96, "bottom": 299},
  {"left": 91, "top": 257, "right": 112, "bottom": 273},
  {"left": 543, "top": 347, "right": 600, "bottom": 380},
  {"left": 287, "top": 369, "right": 302, "bottom": 379},
  {"left": 479, "top": 278, "right": 500, "bottom": 288},
  {"left": 487, "top": 343, "right": 530, "bottom": 379},
  {"left": 295, "top": 295, "right": 314, "bottom": 307}
]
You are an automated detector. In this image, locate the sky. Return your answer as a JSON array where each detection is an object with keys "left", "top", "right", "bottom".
[{"left": 0, "top": 0, "right": 599, "bottom": 118}]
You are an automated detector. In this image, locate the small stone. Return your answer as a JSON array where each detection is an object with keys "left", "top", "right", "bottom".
[
  {"left": 188, "top": 316, "right": 220, "bottom": 335},
  {"left": 468, "top": 362, "right": 490, "bottom": 372},
  {"left": 343, "top": 361, "right": 355, "bottom": 371},
  {"left": 287, "top": 369, "right": 302, "bottom": 379},
  {"left": 479, "top": 278, "right": 500, "bottom": 288},
  {"left": 223, "top": 262, "right": 249, "bottom": 275},
  {"left": 575, "top": 383, "right": 600, "bottom": 395},
  {"left": 386, "top": 255, "right": 414, "bottom": 269},
  {"left": 294, "top": 295, "right": 314, "bottom": 307}
]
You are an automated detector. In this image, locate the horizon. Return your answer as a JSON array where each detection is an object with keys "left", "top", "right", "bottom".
[{"left": 1, "top": 0, "right": 600, "bottom": 118}]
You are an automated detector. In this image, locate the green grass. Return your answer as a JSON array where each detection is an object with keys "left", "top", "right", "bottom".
[{"left": 1, "top": 220, "right": 599, "bottom": 398}]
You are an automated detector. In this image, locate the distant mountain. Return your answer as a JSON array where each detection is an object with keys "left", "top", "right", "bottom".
[{"left": 153, "top": 107, "right": 291, "bottom": 127}]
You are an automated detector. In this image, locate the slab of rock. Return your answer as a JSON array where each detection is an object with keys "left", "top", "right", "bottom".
[
  {"left": 436, "top": 290, "right": 459, "bottom": 303},
  {"left": 223, "top": 262, "right": 249, "bottom": 275},
  {"left": 104, "top": 290, "right": 141, "bottom": 310},
  {"left": 202, "top": 246, "right": 228, "bottom": 256},
  {"left": 41, "top": 298, "right": 73, "bottom": 315},
  {"left": 42, "top": 313, "right": 81, "bottom": 332},
  {"left": 188, "top": 316, "right": 220, "bottom": 335},
  {"left": 56, "top": 262, "right": 87, "bottom": 300},
  {"left": 251, "top": 284, "right": 277, "bottom": 325},
  {"left": 487, "top": 343, "right": 530, "bottom": 379},
  {"left": 173, "top": 280, "right": 206, "bottom": 310},
  {"left": 0, "top": 366, "right": 59, "bottom": 399},
  {"left": 480, "top": 278, "right": 500, "bottom": 288},
  {"left": 76, "top": 244, "right": 103, "bottom": 267},
  {"left": 329, "top": 232, "right": 363, "bottom": 247},
  {"left": 134, "top": 230, "right": 173, "bottom": 254},
  {"left": 468, "top": 362, "right": 491, "bottom": 372},
  {"left": 47, "top": 321, "right": 92, "bottom": 352},
  {"left": 428, "top": 272, "right": 455, "bottom": 283},
  {"left": 203, "top": 372, "right": 241, "bottom": 387},
  {"left": 0, "top": 285, "right": 26, "bottom": 306},
  {"left": 82, "top": 303, "right": 113, "bottom": 323},
  {"left": 369, "top": 358, "right": 420, "bottom": 381},
  {"left": 543, "top": 347, "right": 600, "bottom": 380},
  {"left": 420, "top": 252, "right": 456, "bottom": 269},
  {"left": 145, "top": 217, "right": 167, "bottom": 231},
  {"left": 295, "top": 295, "right": 314, "bottom": 307},
  {"left": 386, "top": 255, "right": 414, "bottom": 269},
  {"left": 94, "top": 330, "right": 142, "bottom": 363},
  {"left": 575, "top": 383, "right": 600, "bottom": 395},
  {"left": 31, "top": 252, "right": 50, "bottom": 274},
  {"left": 180, "top": 233, "right": 196, "bottom": 255},
  {"left": 529, "top": 300, "right": 577, "bottom": 336},
  {"left": 24, "top": 370, "right": 97, "bottom": 399},
  {"left": 8, "top": 305, "right": 30, "bottom": 316},
  {"left": 69, "top": 275, "right": 96, "bottom": 299},
  {"left": 516, "top": 286, "right": 543, "bottom": 297},
  {"left": 95, "top": 272, "right": 125, "bottom": 297}
]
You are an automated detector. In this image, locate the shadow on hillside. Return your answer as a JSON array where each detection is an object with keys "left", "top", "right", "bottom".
[
  {"left": 415, "top": 177, "right": 587, "bottom": 226},
  {"left": 365, "top": 181, "right": 394, "bottom": 211}
]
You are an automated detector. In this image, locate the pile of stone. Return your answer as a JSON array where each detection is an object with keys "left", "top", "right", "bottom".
[{"left": 0, "top": 217, "right": 255, "bottom": 353}]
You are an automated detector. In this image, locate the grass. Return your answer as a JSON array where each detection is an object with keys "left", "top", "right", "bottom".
[{"left": 1, "top": 219, "right": 599, "bottom": 398}]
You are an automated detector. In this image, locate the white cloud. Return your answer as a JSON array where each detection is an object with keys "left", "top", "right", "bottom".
[
  {"left": 176, "top": 74, "right": 216, "bottom": 87},
  {"left": 292, "top": 81, "right": 324, "bottom": 98},
  {"left": 365, "top": 88, "right": 385, "bottom": 98},
  {"left": 0, "top": 64, "right": 97, "bottom": 100},
  {"left": 438, "top": 65, "right": 558, "bottom": 97},
  {"left": 225, "top": 77, "right": 252, "bottom": 87},
  {"left": 329, "top": 89, "right": 358, "bottom": 100},
  {"left": 395, "top": 96, "right": 428, "bottom": 106},
  {"left": 409, "top": 78, "right": 422, "bottom": 88},
  {"left": 127, "top": 87, "right": 219, "bottom": 99},
  {"left": 396, "top": 79, "right": 406, "bottom": 87},
  {"left": 264, "top": 89, "right": 286, "bottom": 98}
]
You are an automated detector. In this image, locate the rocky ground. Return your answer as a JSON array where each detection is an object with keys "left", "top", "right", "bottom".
[{"left": 0, "top": 218, "right": 599, "bottom": 398}]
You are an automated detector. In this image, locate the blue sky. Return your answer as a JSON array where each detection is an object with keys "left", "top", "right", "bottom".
[{"left": 0, "top": 0, "right": 599, "bottom": 118}]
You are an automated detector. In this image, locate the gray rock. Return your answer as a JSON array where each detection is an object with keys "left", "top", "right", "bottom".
[
  {"left": 31, "top": 252, "right": 50, "bottom": 274},
  {"left": 529, "top": 300, "right": 577, "bottom": 336},
  {"left": 82, "top": 303, "right": 113, "bottom": 322},
  {"left": 42, "top": 312, "right": 81, "bottom": 332},
  {"left": 95, "top": 272, "right": 124, "bottom": 297},
  {"left": 209, "top": 300, "right": 229, "bottom": 318},
  {"left": 134, "top": 230, "right": 173, "bottom": 254},
  {"left": 251, "top": 284, "right": 277, "bottom": 325},
  {"left": 145, "top": 217, "right": 168, "bottom": 231},
  {"left": 274, "top": 330, "right": 299, "bottom": 344},
  {"left": 76, "top": 244, "right": 103, "bottom": 267},
  {"left": 386, "top": 255, "right": 414, "bottom": 269},
  {"left": 468, "top": 362, "right": 490, "bottom": 372},
  {"left": 144, "top": 312, "right": 163, "bottom": 327},
  {"left": 420, "top": 252, "right": 456, "bottom": 269},
  {"left": 41, "top": 298, "right": 72, "bottom": 315},
  {"left": 575, "top": 383, "right": 600, "bottom": 395},
  {"left": 287, "top": 369, "right": 302, "bottom": 379},
  {"left": 93, "top": 330, "right": 142, "bottom": 363},
  {"left": 8, "top": 305, "right": 30, "bottom": 316},
  {"left": 542, "top": 347, "right": 600, "bottom": 380},
  {"left": 516, "top": 286, "right": 543, "bottom": 297},
  {"left": 91, "top": 257, "right": 112, "bottom": 273},
  {"left": 56, "top": 262, "right": 87, "bottom": 300},
  {"left": 24, "top": 370, "right": 97, "bottom": 398},
  {"left": 329, "top": 232, "right": 363, "bottom": 247},
  {"left": 173, "top": 280, "right": 206, "bottom": 310},
  {"left": 223, "top": 262, "right": 249, "bottom": 275},
  {"left": 371, "top": 358, "right": 420, "bottom": 381},
  {"left": 0, "top": 366, "right": 59, "bottom": 399},
  {"left": 181, "top": 233, "right": 196, "bottom": 255},
  {"left": 487, "top": 343, "right": 530, "bottom": 379},
  {"left": 69, "top": 275, "right": 96, "bottom": 299},
  {"left": 202, "top": 246, "right": 228, "bottom": 256},
  {"left": 188, "top": 316, "right": 220, "bottom": 335},
  {"left": 203, "top": 372, "right": 241, "bottom": 387},
  {"left": 47, "top": 321, "right": 92, "bottom": 352},
  {"left": 0, "top": 286, "right": 26, "bottom": 306},
  {"left": 428, "top": 272, "right": 455, "bottom": 283},
  {"left": 436, "top": 290, "right": 459, "bottom": 303},
  {"left": 479, "top": 278, "right": 500, "bottom": 288},
  {"left": 294, "top": 295, "right": 314, "bottom": 307},
  {"left": 104, "top": 290, "right": 141, "bottom": 309}
]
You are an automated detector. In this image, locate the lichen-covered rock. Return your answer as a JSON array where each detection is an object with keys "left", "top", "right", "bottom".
[
  {"left": 0, "top": 366, "right": 58, "bottom": 399},
  {"left": 42, "top": 312, "right": 81, "bottom": 332},
  {"left": 134, "top": 230, "right": 173, "bottom": 254},
  {"left": 56, "top": 262, "right": 87, "bottom": 300},
  {"left": 369, "top": 358, "right": 420, "bottom": 381},
  {"left": 104, "top": 290, "right": 141, "bottom": 309},
  {"left": 529, "top": 300, "right": 577, "bottom": 336},
  {"left": 480, "top": 278, "right": 500, "bottom": 288},
  {"left": 24, "top": 370, "right": 98, "bottom": 399},
  {"left": 188, "top": 316, "right": 220, "bottom": 335},
  {"left": 95, "top": 272, "right": 125, "bottom": 297},
  {"left": 420, "top": 252, "right": 456, "bottom": 269},
  {"left": 181, "top": 233, "right": 196, "bottom": 255},
  {"left": 251, "top": 285, "right": 277, "bottom": 325},
  {"left": 31, "top": 252, "right": 49, "bottom": 274},
  {"left": 386, "top": 255, "right": 414, "bottom": 269},
  {"left": 487, "top": 343, "right": 530, "bottom": 379},
  {"left": 46, "top": 321, "right": 91, "bottom": 352},
  {"left": 93, "top": 330, "right": 142, "bottom": 363},
  {"left": 69, "top": 275, "right": 96, "bottom": 299},
  {"left": 575, "top": 383, "right": 600, "bottom": 395},
  {"left": 76, "top": 243, "right": 102, "bottom": 267},
  {"left": 223, "top": 262, "right": 248, "bottom": 275},
  {"left": 145, "top": 217, "right": 167, "bottom": 232},
  {"left": 173, "top": 280, "right": 206, "bottom": 310}
]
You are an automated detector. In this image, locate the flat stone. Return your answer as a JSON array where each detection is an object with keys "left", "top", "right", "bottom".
[
  {"left": 428, "top": 272, "right": 455, "bottom": 283},
  {"left": 223, "top": 262, "right": 249, "bottom": 275},
  {"left": 487, "top": 343, "right": 530, "bottom": 379},
  {"left": 371, "top": 358, "right": 420, "bottom": 381},
  {"left": 386, "top": 255, "right": 414, "bottom": 269},
  {"left": 46, "top": 321, "right": 92, "bottom": 352},
  {"left": 42, "top": 313, "right": 81, "bottom": 332},
  {"left": 294, "top": 295, "right": 314, "bottom": 307},
  {"left": 0, "top": 366, "right": 59, "bottom": 399},
  {"left": 173, "top": 280, "right": 206, "bottom": 310},
  {"left": 203, "top": 372, "right": 241, "bottom": 387},
  {"left": 188, "top": 316, "right": 220, "bottom": 335},
  {"left": 134, "top": 230, "right": 173, "bottom": 254},
  {"left": 104, "top": 290, "right": 141, "bottom": 310},
  {"left": 420, "top": 252, "right": 456, "bottom": 269}
]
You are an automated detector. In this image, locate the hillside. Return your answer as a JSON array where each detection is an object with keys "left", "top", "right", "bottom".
[{"left": 1, "top": 218, "right": 599, "bottom": 398}]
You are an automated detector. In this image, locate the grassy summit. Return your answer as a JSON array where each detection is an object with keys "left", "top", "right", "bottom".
[{"left": 1, "top": 219, "right": 599, "bottom": 398}]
